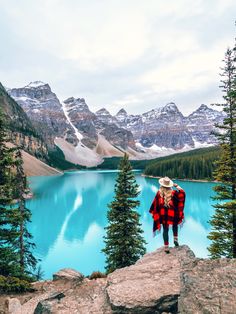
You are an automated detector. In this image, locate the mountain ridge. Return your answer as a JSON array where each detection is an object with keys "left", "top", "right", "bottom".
[{"left": 7, "top": 81, "right": 225, "bottom": 167}]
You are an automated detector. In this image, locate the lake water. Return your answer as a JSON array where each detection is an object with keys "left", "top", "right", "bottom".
[{"left": 27, "top": 170, "right": 216, "bottom": 279}]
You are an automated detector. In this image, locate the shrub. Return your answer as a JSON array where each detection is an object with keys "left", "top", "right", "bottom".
[
  {"left": 89, "top": 271, "right": 107, "bottom": 280},
  {"left": 0, "top": 275, "right": 35, "bottom": 294}
]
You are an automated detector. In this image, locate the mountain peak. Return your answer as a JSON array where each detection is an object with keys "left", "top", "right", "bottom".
[
  {"left": 162, "top": 102, "right": 179, "bottom": 112},
  {"left": 198, "top": 104, "right": 210, "bottom": 111},
  {"left": 25, "top": 81, "right": 48, "bottom": 88},
  {"left": 96, "top": 108, "right": 111, "bottom": 115},
  {"left": 64, "top": 97, "right": 86, "bottom": 105},
  {"left": 116, "top": 108, "right": 127, "bottom": 116}
]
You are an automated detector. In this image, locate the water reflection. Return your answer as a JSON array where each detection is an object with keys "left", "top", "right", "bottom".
[{"left": 27, "top": 171, "right": 216, "bottom": 279}]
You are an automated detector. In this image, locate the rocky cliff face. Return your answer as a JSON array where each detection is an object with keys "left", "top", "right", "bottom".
[
  {"left": 115, "top": 102, "right": 223, "bottom": 150},
  {"left": 8, "top": 82, "right": 76, "bottom": 147},
  {"left": 8, "top": 81, "right": 225, "bottom": 166},
  {"left": 95, "top": 108, "right": 136, "bottom": 150},
  {"left": 63, "top": 97, "right": 97, "bottom": 149},
  {"left": 185, "top": 104, "right": 225, "bottom": 145},
  {"left": 0, "top": 82, "right": 48, "bottom": 161},
  {"left": 1, "top": 246, "right": 235, "bottom": 314}
]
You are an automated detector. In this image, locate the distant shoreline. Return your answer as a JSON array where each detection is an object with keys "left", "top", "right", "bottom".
[{"left": 141, "top": 174, "right": 217, "bottom": 183}]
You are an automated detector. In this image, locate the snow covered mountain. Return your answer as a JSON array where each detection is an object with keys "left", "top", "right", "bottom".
[
  {"left": 8, "top": 82, "right": 76, "bottom": 147},
  {"left": 185, "top": 104, "right": 225, "bottom": 146},
  {"left": 8, "top": 81, "right": 225, "bottom": 166}
]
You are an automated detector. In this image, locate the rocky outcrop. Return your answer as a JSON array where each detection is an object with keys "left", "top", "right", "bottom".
[
  {"left": 1, "top": 246, "right": 235, "bottom": 314},
  {"left": 0, "top": 82, "right": 49, "bottom": 163},
  {"left": 8, "top": 82, "right": 76, "bottom": 147},
  {"left": 178, "top": 258, "right": 236, "bottom": 314},
  {"left": 185, "top": 104, "right": 225, "bottom": 145}
]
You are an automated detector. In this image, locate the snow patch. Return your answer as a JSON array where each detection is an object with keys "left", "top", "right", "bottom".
[
  {"left": 62, "top": 101, "right": 83, "bottom": 141},
  {"left": 26, "top": 81, "right": 47, "bottom": 88},
  {"left": 193, "top": 139, "right": 214, "bottom": 148}
]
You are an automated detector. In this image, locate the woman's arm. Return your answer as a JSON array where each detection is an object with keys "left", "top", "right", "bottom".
[{"left": 173, "top": 183, "right": 183, "bottom": 190}]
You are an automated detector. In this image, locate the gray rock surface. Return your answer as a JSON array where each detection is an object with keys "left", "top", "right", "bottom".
[
  {"left": 5, "top": 298, "right": 22, "bottom": 314},
  {"left": 52, "top": 268, "right": 84, "bottom": 282},
  {"left": 1, "top": 246, "right": 235, "bottom": 314},
  {"left": 179, "top": 258, "right": 236, "bottom": 314},
  {"left": 8, "top": 82, "right": 76, "bottom": 147},
  {"left": 106, "top": 245, "right": 195, "bottom": 313}
]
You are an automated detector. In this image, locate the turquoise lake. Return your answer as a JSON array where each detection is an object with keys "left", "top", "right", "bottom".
[{"left": 26, "top": 170, "right": 216, "bottom": 279}]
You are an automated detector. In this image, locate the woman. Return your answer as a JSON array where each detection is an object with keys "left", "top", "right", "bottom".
[{"left": 149, "top": 176, "right": 185, "bottom": 253}]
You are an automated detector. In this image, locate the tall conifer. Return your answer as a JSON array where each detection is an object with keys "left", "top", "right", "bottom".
[
  {"left": 0, "top": 109, "right": 21, "bottom": 276},
  {"left": 208, "top": 47, "right": 236, "bottom": 258},
  {"left": 0, "top": 109, "right": 37, "bottom": 277},
  {"left": 102, "top": 154, "right": 146, "bottom": 273},
  {"left": 14, "top": 148, "right": 37, "bottom": 275}
]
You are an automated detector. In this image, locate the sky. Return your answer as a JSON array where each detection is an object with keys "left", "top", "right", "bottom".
[{"left": 0, "top": 0, "right": 236, "bottom": 116}]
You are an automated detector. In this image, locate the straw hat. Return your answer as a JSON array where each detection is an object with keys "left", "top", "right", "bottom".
[{"left": 159, "top": 176, "right": 174, "bottom": 188}]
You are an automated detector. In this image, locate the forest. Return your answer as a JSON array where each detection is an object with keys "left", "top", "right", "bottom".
[{"left": 144, "top": 146, "right": 219, "bottom": 180}]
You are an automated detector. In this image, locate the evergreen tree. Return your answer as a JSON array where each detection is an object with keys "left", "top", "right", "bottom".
[
  {"left": 0, "top": 109, "right": 21, "bottom": 276},
  {"left": 13, "top": 148, "right": 37, "bottom": 276},
  {"left": 0, "top": 109, "right": 37, "bottom": 277},
  {"left": 102, "top": 154, "right": 146, "bottom": 273},
  {"left": 208, "top": 47, "right": 236, "bottom": 258}
]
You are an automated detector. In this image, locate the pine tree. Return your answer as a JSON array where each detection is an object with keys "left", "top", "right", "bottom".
[
  {"left": 13, "top": 148, "right": 37, "bottom": 276},
  {"left": 208, "top": 47, "right": 236, "bottom": 258},
  {"left": 0, "top": 109, "right": 21, "bottom": 276},
  {"left": 0, "top": 109, "right": 37, "bottom": 277},
  {"left": 102, "top": 154, "right": 146, "bottom": 273}
]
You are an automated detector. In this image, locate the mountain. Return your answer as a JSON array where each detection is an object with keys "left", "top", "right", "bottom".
[
  {"left": 133, "top": 103, "right": 193, "bottom": 149},
  {"left": 7, "top": 81, "right": 225, "bottom": 167},
  {"left": 8, "top": 82, "right": 77, "bottom": 147},
  {"left": 0, "top": 82, "right": 48, "bottom": 161},
  {"left": 185, "top": 104, "right": 225, "bottom": 145},
  {"left": 115, "top": 102, "right": 224, "bottom": 150}
]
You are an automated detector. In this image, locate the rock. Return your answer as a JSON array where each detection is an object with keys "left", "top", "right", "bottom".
[
  {"left": 5, "top": 298, "right": 22, "bottom": 314},
  {"left": 34, "top": 301, "right": 51, "bottom": 314},
  {"left": 1, "top": 246, "right": 235, "bottom": 314},
  {"left": 179, "top": 258, "right": 236, "bottom": 314},
  {"left": 52, "top": 268, "right": 84, "bottom": 282},
  {"left": 34, "top": 292, "right": 65, "bottom": 314},
  {"left": 33, "top": 278, "right": 111, "bottom": 314},
  {"left": 106, "top": 245, "right": 195, "bottom": 313}
]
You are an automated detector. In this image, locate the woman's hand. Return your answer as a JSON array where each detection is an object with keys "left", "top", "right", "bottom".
[{"left": 173, "top": 183, "right": 178, "bottom": 187}]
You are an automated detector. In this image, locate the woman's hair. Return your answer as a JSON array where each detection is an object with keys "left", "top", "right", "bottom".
[{"left": 159, "top": 186, "right": 172, "bottom": 207}]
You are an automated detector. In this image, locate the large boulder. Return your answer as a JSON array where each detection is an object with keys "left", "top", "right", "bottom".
[
  {"left": 179, "top": 258, "right": 236, "bottom": 314},
  {"left": 52, "top": 268, "right": 84, "bottom": 282},
  {"left": 106, "top": 245, "right": 195, "bottom": 313}
]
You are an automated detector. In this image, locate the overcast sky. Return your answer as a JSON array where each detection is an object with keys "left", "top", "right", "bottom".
[{"left": 0, "top": 0, "right": 235, "bottom": 115}]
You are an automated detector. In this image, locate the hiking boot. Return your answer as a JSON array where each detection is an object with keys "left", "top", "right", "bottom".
[
  {"left": 164, "top": 245, "right": 170, "bottom": 254},
  {"left": 174, "top": 239, "right": 179, "bottom": 247}
]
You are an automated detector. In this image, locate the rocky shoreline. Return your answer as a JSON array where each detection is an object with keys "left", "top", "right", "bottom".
[{"left": 1, "top": 245, "right": 235, "bottom": 314}]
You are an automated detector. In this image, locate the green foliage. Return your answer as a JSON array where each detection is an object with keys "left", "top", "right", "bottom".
[
  {"left": 47, "top": 146, "right": 86, "bottom": 170},
  {"left": 94, "top": 147, "right": 219, "bottom": 179},
  {"left": 0, "top": 82, "right": 38, "bottom": 138},
  {"left": 0, "top": 275, "right": 34, "bottom": 293},
  {"left": 144, "top": 146, "right": 219, "bottom": 180},
  {"left": 0, "top": 108, "right": 37, "bottom": 278},
  {"left": 89, "top": 271, "right": 107, "bottom": 280},
  {"left": 102, "top": 154, "right": 146, "bottom": 274},
  {"left": 208, "top": 46, "right": 236, "bottom": 258}
]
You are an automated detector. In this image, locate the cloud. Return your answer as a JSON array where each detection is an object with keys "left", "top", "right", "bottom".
[{"left": 0, "top": 0, "right": 235, "bottom": 115}]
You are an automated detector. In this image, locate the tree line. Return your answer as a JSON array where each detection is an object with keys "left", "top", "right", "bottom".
[{"left": 143, "top": 147, "right": 219, "bottom": 180}]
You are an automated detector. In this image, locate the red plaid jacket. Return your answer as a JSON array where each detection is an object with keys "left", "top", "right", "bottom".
[{"left": 149, "top": 188, "right": 185, "bottom": 234}]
